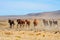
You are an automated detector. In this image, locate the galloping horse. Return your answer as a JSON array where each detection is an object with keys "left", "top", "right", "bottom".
[{"left": 8, "top": 19, "right": 15, "bottom": 28}]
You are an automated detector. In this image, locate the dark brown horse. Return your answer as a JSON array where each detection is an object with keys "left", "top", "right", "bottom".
[
  {"left": 21, "top": 20, "right": 25, "bottom": 27},
  {"left": 33, "top": 19, "right": 38, "bottom": 27},
  {"left": 8, "top": 19, "right": 15, "bottom": 28},
  {"left": 25, "top": 19, "right": 30, "bottom": 27},
  {"left": 17, "top": 19, "right": 25, "bottom": 28},
  {"left": 17, "top": 19, "right": 22, "bottom": 28}
]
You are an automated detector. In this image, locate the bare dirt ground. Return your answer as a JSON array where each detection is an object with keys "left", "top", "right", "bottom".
[{"left": 0, "top": 19, "right": 60, "bottom": 40}]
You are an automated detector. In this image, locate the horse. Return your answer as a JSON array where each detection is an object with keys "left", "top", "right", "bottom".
[
  {"left": 49, "top": 20, "right": 52, "bottom": 26},
  {"left": 53, "top": 20, "right": 58, "bottom": 25},
  {"left": 21, "top": 20, "right": 25, "bottom": 27},
  {"left": 42, "top": 19, "right": 48, "bottom": 26},
  {"left": 8, "top": 19, "right": 15, "bottom": 28},
  {"left": 17, "top": 19, "right": 22, "bottom": 28},
  {"left": 25, "top": 19, "right": 30, "bottom": 27},
  {"left": 17, "top": 19, "right": 26, "bottom": 28},
  {"left": 33, "top": 19, "right": 38, "bottom": 27}
]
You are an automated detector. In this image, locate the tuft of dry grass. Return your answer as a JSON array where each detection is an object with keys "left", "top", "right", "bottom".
[
  {"left": 0, "top": 30, "right": 60, "bottom": 40},
  {"left": 4, "top": 31, "right": 13, "bottom": 35}
]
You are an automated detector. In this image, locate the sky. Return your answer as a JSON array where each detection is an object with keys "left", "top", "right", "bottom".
[{"left": 0, "top": 0, "right": 60, "bottom": 16}]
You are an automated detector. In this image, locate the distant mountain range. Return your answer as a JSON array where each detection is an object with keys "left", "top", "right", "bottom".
[
  {"left": 0, "top": 10, "right": 60, "bottom": 20},
  {"left": 27, "top": 10, "right": 60, "bottom": 16},
  {"left": 26, "top": 10, "right": 60, "bottom": 19}
]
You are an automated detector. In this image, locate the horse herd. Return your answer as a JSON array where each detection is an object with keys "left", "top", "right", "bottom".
[
  {"left": 8, "top": 19, "right": 58, "bottom": 28},
  {"left": 8, "top": 19, "right": 38, "bottom": 28},
  {"left": 42, "top": 19, "right": 58, "bottom": 26}
]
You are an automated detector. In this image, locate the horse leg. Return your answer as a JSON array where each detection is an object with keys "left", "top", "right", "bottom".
[
  {"left": 10, "top": 25, "right": 12, "bottom": 28},
  {"left": 17, "top": 24, "right": 19, "bottom": 28},
  {"left": 12, "top": 24, "right": 14, "bottom": 28},
  {"left": 26, "top": 23, "right": 27, "bottom": 28},
  {"left": 20, "top": 24, "right": 22, "bottom": 28},
  {"left": 26, "top": 24, "right": 28, "bottom": 28},
  {"left": 34, "top": 23, "right": 37, "bottom": 27},
  {"left": 9, "top": 23, "right": 12, "bottom": 28},
  {"left": 23, "top": 24, "right": 25, "bottom": 28},
  {"left": 27, "top": 24, "right": 29, "bottom": 29}
]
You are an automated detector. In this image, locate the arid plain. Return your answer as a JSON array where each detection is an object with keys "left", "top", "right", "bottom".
[{"left": 0, "top": 17, "right": 60, "bottom": 40}]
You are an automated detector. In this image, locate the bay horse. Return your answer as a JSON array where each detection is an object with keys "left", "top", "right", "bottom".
[
  {"left": 17, "top": 19, "right": 25, "bottom": 28},
  {"left": 8, "top": 19, "right": 15, "bottom": 28},
  {"left": 17, "top": 19, "right": 22, "bottom": 28},
  {"left": 21, "top": 19, "right": 25, "bottom": 27},
  {"left": 25, "top": 19, "right": 30, "bottom": 27},
  {"left": 33, "top": 19, "right": 38, "bottom": 27}
]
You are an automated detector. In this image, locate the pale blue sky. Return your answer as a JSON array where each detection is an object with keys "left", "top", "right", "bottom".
[{"left": 0, "top": 0, "right": 60, "bottom": 16}]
